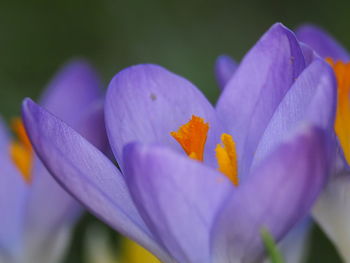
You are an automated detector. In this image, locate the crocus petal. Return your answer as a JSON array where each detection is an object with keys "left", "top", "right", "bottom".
[
  {"left": 0, "top": 117, "right": 28, "bottom": 256},
  {"left": 214, "top": 55, "right": 238, "bottom": 90},
  {"left": 21, "top": 99, "right": 172, "bottom": 263},
  {"left": 211, "top": 126, "right": 329, "bottom": 263},
  {"left": 23, "top": 103, "right": 107, "bottom": 238},
  {"left": 124, "top": 143, "right": 232, "bottom": 263},
  {"left": 105, "top": 64, "right": 224, "bottom": 169},
  {"left": 39, "top": 59, "right": 102, "bottom": 129},
  {"left": 296, "top": 25, "right": 350, "bottom": 61},
  {"left": 216, "top": 23, "right": 305, "bottom": 177},
  {"left": 252, "top": 58, "right": 336, "bottom": 169},
  {"left": 22, "top": 103, "right": 108, "bottom": 260},
  {"left": 313, "top": 174, "right": 350, "bottom": 262}
]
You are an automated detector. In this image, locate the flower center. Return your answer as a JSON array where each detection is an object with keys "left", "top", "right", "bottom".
[
  {"left": 9, "top": 118, "right": 33, "bottom": 183},
  {"left": 326, "top": 58, "right": 350, "bottom": 164},
  {"left": 171, "top": 115, "right": 239, "bottom": 185}
]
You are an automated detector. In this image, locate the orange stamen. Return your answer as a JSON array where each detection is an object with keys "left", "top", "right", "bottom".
[
  {"left": 171, "top": 115, "right": 209, "bottom": 161},
  {"left": 326, "top": 58, "right": 350, "bottom": 164},
  {"left": 9, "top": 118, "right": 33, "bottom": 183},
  {"left": 215, "top": 133, "right": 239, "bottom": 186},
  {"left": 172, "top": 116, "right": 239, "bottom": 186}
]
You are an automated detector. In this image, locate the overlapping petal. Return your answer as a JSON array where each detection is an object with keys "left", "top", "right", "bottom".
[
  {"left": 124, "top": 143, "right": 232, "bottom": 263},
  {"left": 21, "top": 99, "right": 172, "bottom": 263},
  {"left": 105, "top": 64, "right": 224, "bottom": 169},
  {"left": 214, "top": 55, "right": 237, "bottom": 90},
  {"left": 23, "top": 102, "right": 107, "bottom": 250},
  {"left": 211, "top": 126, "right": 330, "bottom": 263},
  {"left": 216, "top": 23, "right": 305, "bottom": 176},
  {"left": 252, "top": 58, "right": 336, "bottom": 168},
  {"left": 296, "top": 25, "right": 350, "bottom": 61}
]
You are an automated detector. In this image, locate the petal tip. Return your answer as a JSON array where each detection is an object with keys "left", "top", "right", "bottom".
[
  {"left": 60, "top": 58, "right": 97, "bottom": 76},
  {"left": 21, "top": 97, "right": 36, "bottom": 116},
  {"left": 269, "top": 22, "right": 293, "bottom": 35}
]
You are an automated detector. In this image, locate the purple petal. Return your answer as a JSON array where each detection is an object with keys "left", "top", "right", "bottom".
[
  {"left": 252, "top": 58, "right": 336, "bottom": 169},
  {"left": 24, "top": 102, "right": 108, "bottom": 238},
  {"left": 0, "top": 117, "right": 28, "bottom": 255},
  {"left": 23, "top": 103, "right": 108, "bottom": 253},
  {"left": 216, "top": 23, "right": 305, "bottom": 177},
  {"left": 214, "top": 55, "right": 238, "bottom": 90},
  {"left": 211, "top": 126, "right": 330, "bottom": 262},
  {"left": 123, "top": 143, "right": 232, "bottom": 263},
  {"left": 21, "top": 99, "right": 172, "bottom": 262},
  {"left": 39, "top": 59, "right": 102, "bottom": 129},
  {"left": 105, "top": 64, "right": 223, "bottom": 169},
  {"left": 296, "top": 25, "right": 350, "bottom": 61}
]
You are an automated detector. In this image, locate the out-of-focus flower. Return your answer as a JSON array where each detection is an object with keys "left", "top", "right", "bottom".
[
  {"left": 86, "top": 226, "right": 159, "bottom": 263},
  {"left": 22, "top": 23, "right": 336, "bottom": 263},
  {"left": 296, "top": 24, "right": 350, "bottom": 262},
  {"left": 0, "top": 60, "right": 106, "bottom": 263},
  {"left": 214, "top": 55, "right": 237, "bottom": 90}
]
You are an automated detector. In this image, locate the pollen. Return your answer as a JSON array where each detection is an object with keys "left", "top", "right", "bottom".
[
  {"left": 171, "top": 115, "right": 209, "bottom": 161},
  {"left": 215, "top": 133, "right": 238, "bottom": 186},
  {"left": 326, "top": 58, "right": 350, "bottom": 164},
  {"left": 9, "top": 118, "right": 33, "bottom": 183}
]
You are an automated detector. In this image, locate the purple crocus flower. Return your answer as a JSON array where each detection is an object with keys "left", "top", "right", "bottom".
[
  {"left": 22, "top": 23, "right": 336, "bottom": 263},
  {"left": 296, "top": 24, "right": 350, "bottom": 262},
  {"left": 0, "top": 60, "right": 106, "bottom": 263}
]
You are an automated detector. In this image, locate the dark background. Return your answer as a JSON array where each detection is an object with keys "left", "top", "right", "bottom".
[{"left": 0, "top": 0, "right": 347, "bottom": 262}]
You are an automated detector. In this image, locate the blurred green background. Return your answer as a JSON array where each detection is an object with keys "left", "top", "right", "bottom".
[{"left": 0, "top": 0, "right": 348, "bottom": 262}]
